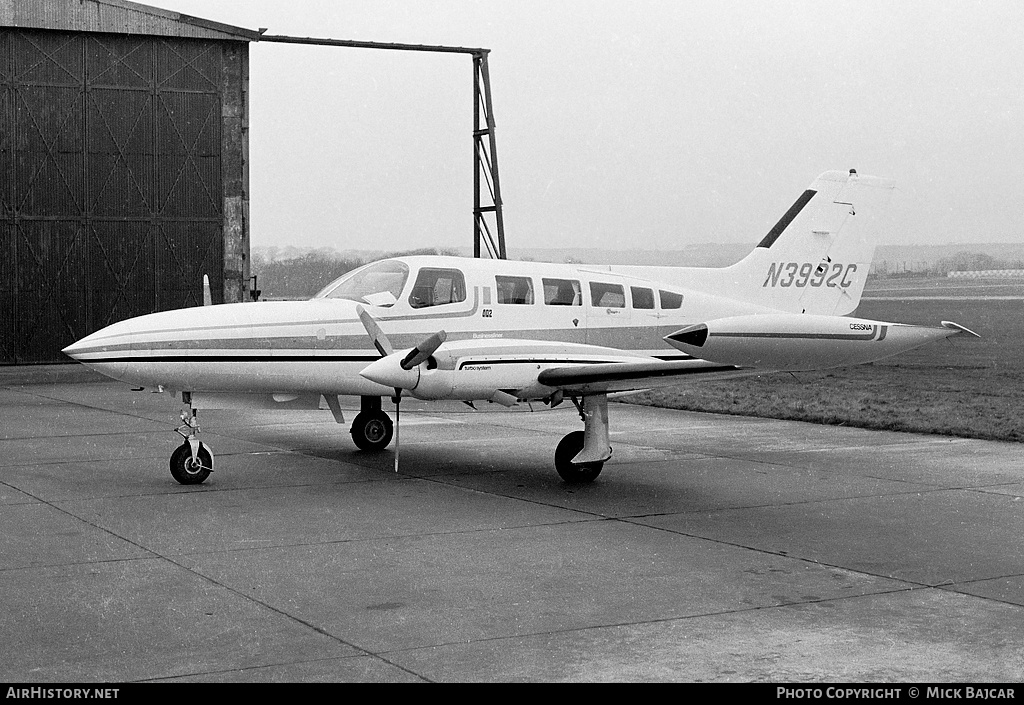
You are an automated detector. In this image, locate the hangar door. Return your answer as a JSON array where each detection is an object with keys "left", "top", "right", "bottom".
[{"left": 0, "top": 29, "right": 226, "bottom": 363}]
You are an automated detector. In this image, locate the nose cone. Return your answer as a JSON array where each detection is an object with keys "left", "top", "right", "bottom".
[
  {"left": 62, "top": 334, "right": 98, "bottom": 361},
  {"left": 61, "top": 339, "right": 84, "bottom": 360},
  {"left": 62, "top": 319, "right": 134, "bottom": 380},
  {"left": 63, "top": 318, "right": 134, "bottom": 360},
  {"left": 359, "top": 353, "right": 420, "bottom": 390}
]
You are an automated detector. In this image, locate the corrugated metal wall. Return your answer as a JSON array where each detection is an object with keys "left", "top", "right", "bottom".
[{"left": 1, "top": 27, "right": 239, "bottom": 363}]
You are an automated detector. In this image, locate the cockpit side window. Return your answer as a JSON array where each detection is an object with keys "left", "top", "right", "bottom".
[
  {"left": 314, "top": 260, "right": 409, "bottom": 306},
  {"left": 409, "top": 268, "right": 467, "bottom": 309}
]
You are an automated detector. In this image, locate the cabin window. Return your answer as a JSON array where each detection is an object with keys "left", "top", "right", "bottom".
[
  {"left": 314, "top": 260, "right": 409, "bottom": 306},
  {"left": 495, "top": 276, "right": 535, "bottom": 305},
  {"left": 590, "top": 282, "right": 625, "bottom": 308},
  {"left": 409, "top": 268, "right": 467, "bottom": 309},
  {"left": 660, "top": 290, "right": 684, "bottom": 309},
  {"left": 631, "top": 286, "right": 655, "bottom": 310},
  {"left": 543, "top": 278, "right": 581, "bottom": 306}
]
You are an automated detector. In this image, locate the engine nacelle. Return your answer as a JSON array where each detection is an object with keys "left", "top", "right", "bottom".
[
  {"left": 409, "top": 364, "right": 552, "bottom": 402},
  {"left": 358, "top": 340, "right": 627, "bottom": 403},
  {"left": 664, "top": 314, "right": 973, "bottom": 371},
  {"left": 360, "top": 356, "right": 556, "bottom": 403}
]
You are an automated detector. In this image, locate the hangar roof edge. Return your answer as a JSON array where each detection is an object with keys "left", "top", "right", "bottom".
[{"left": 0, "top": 0, "right": 262, "bottom": 42}]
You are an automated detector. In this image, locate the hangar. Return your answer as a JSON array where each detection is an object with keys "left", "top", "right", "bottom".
[
  {"left": 1, "top": 0, "right": 505, "bottom": 364},
  {"left": 0, "top": 0, "right": 257, "bottom": 363}
]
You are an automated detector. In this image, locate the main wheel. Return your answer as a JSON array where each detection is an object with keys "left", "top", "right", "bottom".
[
  {"left": 170, "top": 442, "right": 213, "bottom": 485},
  {"left": 554, "top": 431, "right": 605, "bottom": 484},
  {"left": 350, "top": 410, "right": 394, "bottom": 451}
]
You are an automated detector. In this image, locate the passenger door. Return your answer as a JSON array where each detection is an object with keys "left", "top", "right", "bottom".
[{"left": 585, "top": 279, "right": 632, "bottom": 348}]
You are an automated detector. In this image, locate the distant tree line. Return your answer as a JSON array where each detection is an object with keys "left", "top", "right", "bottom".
[
  {"left": 251, "top": 247, "right": 459, "bottom": 299},
  {"left": 874, "top": 251, "right": 1024, "bottom": 278},
  {"left": 934, "top": 251, "right": 1024, "bottom": 274}
]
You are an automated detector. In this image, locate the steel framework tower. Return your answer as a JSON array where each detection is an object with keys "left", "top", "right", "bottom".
[{"left": 260, "top": 35, "right": 507, "bottom": 259}]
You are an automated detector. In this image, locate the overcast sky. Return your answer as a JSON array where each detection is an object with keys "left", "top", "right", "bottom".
[{"left": 163, "top": 0, "right": 1023, "bottom": 253}]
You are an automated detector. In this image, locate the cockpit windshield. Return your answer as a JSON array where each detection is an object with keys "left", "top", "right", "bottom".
[{"left": 313, "top": 260, "right": 410, "bottom": 306}]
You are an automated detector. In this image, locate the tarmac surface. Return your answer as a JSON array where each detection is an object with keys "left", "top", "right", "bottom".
[{"left": 2, "top": 367, "right": 1023, "bottom": 683}]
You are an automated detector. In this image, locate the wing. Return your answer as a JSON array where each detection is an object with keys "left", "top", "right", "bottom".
[
  {"left": 392, "top": 338, "right": 754, "bottom": 401},
  {"left": 538, "top": 359, "right": 747, "bottom": 396}
]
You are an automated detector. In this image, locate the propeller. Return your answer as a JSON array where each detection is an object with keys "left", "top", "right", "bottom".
[
  {"left": 401, "top": 331, "right": 447, "bottom": 370},
  {"left": 355, "top": 306, "right": 447, "bottom": 473}
]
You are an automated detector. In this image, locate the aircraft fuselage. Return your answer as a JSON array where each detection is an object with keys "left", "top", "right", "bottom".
[{"left": 63, "top": 255, "right": 773, "bottom": 398}]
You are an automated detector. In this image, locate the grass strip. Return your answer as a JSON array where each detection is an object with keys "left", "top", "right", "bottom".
[{"left": 626, "top": 361, "right": 1023, "bottom": 443}]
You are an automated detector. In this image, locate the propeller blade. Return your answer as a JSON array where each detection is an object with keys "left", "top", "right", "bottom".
[
  {"left": 393, "top": 390, "right": 401, "bottom": 473},
  {"left": 355, "top": 305, "right": 394, "bottom": 357},
  {"left": 400, "top": 331, "right": 447, "bottom": 370}
]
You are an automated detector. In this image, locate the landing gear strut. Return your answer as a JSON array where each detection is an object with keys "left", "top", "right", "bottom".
[
  {"left": 350, "top": 396, "right": 394, "bottom": 451},
  {"left": 555, "top": 394, "right": 612, "bottom": 483},
  {"left": 170, "top": 393, "right": 213, "bottom": 485}
]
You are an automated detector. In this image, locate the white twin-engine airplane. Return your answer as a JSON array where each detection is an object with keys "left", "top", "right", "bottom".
[{"left": 64, "top": 170, "right": 977, "bottom": 485}]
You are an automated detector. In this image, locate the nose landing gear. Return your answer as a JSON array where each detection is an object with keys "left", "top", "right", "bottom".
[{"left": 170, "top": 393, "right": 213, "bottom": 485}]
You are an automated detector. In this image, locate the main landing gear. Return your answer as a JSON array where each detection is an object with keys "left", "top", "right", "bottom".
[
  {"left": 345, "top": 394, "right": 613, "bottom": 484},
  {"left": 554, "top": 394, "right": 612, "bottom": 484},
  {"left": 170, "top": 393, "right": 213, "bottom": 485},
  {"left": 350, "top": 396, "right": 394, "bottom": 451}
]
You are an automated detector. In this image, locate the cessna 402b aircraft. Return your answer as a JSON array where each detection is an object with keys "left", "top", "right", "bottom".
[{"left": 63, "top": 170, "right": 977, "bottom": 485}]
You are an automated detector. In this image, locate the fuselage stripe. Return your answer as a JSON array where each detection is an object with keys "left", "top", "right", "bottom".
[
  {"left": 457, "top": 358, "right": 619, "bottom": 370},
  {"left": 711, "top": 331, "right": 877, "bottom": 341},
  {"left": 539, "top": 364, "right": 738, "bottom": 385},
  {"left": 75, "top": 355, "right": 382, "bottom": 364}
]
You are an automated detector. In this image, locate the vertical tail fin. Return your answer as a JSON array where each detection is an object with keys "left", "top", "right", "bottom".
[{"left": 718, "top": 170, "right": 896, "bottom": 316}]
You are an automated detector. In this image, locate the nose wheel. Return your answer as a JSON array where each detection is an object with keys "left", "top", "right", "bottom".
[{"left": 170, "top": 442, "right": 213, "bottom": 485}]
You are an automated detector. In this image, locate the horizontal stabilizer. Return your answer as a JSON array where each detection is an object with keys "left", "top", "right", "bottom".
[
  {"left": 665, "top": 314, "right": 970, "bottom": 371},
  {"left": 941, "top": 321, "right": 981, "bottom": 338}
]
